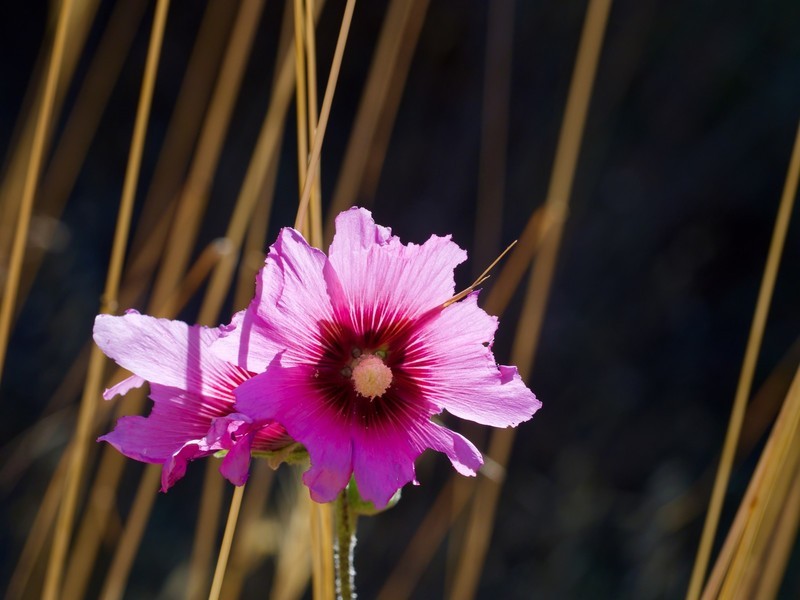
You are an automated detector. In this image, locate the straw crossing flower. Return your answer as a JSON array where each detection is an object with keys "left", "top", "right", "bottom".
[{"left": 215, "top": 208, "right": 541, "bottom": 508}]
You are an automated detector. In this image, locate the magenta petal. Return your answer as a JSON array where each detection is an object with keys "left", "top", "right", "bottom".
[
  {"left": 351, "top": 423, "right": 420, "bottom": 508},
  {"left": 420, "top": 422, "right": 483, "bottom": 477},
  {"left": 163, "top": 441, "right": 204, "bottom": 491},
  {"left": 200, "top": 415, "right": 255, "bottom": 486},
  {"left": 234, "top": 362, "right": 353, "bottom": 503},
  {"left": 350, "top": 417, "right": 482, "bottom": 508},
  {"left": 409, "top": 293, "right": 541, "bottom": 427}
]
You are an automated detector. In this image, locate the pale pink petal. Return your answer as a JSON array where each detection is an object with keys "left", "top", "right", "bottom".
[
  {"left": 328, "top": 207, "right": 396, "bottom": 258},
  {"left": 406, "top": 293, "right": 541, "bottom": 427},
  {"left": 325, "top": 211, "right": 467, "bottom": 334},
  {"left": 214, "top": 228, "right": 336, "bottom": 372},
  {"left": 103, "top": 374, "right": 146, "bottom": 400},
  {"left": 234, "top": 362, "right": 353, "bottom": 503},
  {"left": 94, "top": 313, "right": 249, "bottom": 401}
]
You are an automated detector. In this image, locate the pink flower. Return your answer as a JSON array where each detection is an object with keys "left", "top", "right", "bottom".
[
  {"left": 94, "top": 312, "right": 292, "bottom": 491},
  {"left": 215, "top": 208, "right": 541, "bottom": 508}
]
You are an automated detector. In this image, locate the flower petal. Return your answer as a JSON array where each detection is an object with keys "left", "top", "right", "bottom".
[
  {"left": 214, "top": 228, "right": 336, "bottom": 372},
  {"left": 406, "top": 293, "right": 541, "bottom": 427},
  {"left": 94, "top": 313, "right": 248, "bottom": 401},
  {"left": 325, "top": 210, "right": 468, "bottom": 335},
  {"left": 420, "top": 421, "right": 483, "bottom": 477},
  {"left": 328, "top": 207, "right": 396, "bottom": 257},
  {"left": 350, "top": 415, "right": 483, "bottom": 508},
  {"left": 234, "top": 360, "right": 353, "bottom": 503},
  {"left": 103, "top": 374, "right": 146, "bottom": 400}
]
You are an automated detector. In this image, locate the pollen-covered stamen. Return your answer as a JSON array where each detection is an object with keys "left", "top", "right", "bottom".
[{"left": 351, "top": 354, "right": 393, "bottom": 400}]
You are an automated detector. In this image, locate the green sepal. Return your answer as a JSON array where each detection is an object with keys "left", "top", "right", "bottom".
[
  {"left": 251, "top": 443, "right": 309, "bottom": 469},
  {"left": 345, "top": 477, "right": 401, "bottom": 516}
]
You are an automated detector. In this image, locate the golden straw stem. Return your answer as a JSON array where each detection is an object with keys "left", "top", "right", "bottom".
[
  {"left": 271, "top": 488, "right": 313, "bottom": 600},
  {"left": 219, "top": 462, "right": 276, "bottom": 599},
  {"left": 293, "top": 0, "right": 310, "bottom": 190},
  {"left": 185, "top": 4, "right": 319, "bottom": 591},
  {"left": 151, "top": 0, "right": 266, "bottom": 312},
  {"left": 718, "top": 367, "right": 800, "bottom": 599},
  {"left": 0, "top": 0, "right": 75, "bottom": 383},
  {"left": 324, "top": 0, "right": 430, "bottom": 243},
  {"left": 208, "top": 484, "right": 246, "bottom": 600},
  {"left": 5, "top": 445, "right": 68, "bottom": 600},
  {"left": 99, "top": 464, "right": 161, "bottom": 600},
  {"left": 294, "top": 0, "right": 357, "bottom": 230},
  {"left": 128, "top": 0, "right": 237, "bottom": 262},
  {"left": 294, "top": 1, "right": 333, "bottom": 594},
  {"left": 16, "top": 0, "right": 147, "bottom": 318},
  {"left": 451, "top": 1, "right": 613, "bottom": 597},
  {"left": 752, "top": 462, "right": 800, "bottom": 599},
  {"left": 305, "top": 0, "right": 324, "bottom": 248},
  {"left": 686, "top": 121, "right": 800, "bottom": 600},
  {"left": 42, "top": 1, "right": 170, "bottom": 598},
  {"left": 187, "top": 458, "right": 226, "bottom": 600},
  {"left": 0, "top": 0, "right": 99, "bottom": 271}
]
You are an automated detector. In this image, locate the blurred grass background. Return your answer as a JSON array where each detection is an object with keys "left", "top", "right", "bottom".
[{"left": 1, "top": 0, "right": 799, "bottom": 598}]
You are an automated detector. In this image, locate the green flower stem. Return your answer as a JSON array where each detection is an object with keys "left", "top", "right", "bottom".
[{"left": 334, "top": 489, "right": 357, "bottom": 599}]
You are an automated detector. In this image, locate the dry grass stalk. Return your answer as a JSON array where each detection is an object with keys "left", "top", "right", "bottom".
[
  {"left": 324, "top": 0, "right": 430, "bottom": 243},
  {"left": 700, "top": 365, "right": 800, "bottom": 600},
  {"left": 272, "top": 484, "right": 314, "bottom": 600},
  {"left": 208, "top": 484, "right": 247, "bottom": 600},
  {"left": 15, "top": 0, "right": 148, "bottom": 319},
  {"left": 152, "top": 0, "right": 266, "bottom": 313},
  {"left": 127, "top": 0, "right": 238, "bottom": 266},
  {"left": 99, "top": 464, "right": 161, "bottom": 600},
  {"left": 304, "top": 0, "right": 324, "bottom": 248},
  {"left": 41, "top": 1, "right": 171, "bottom": 597},
  {"left": 0, "top": 0, "right": 100, "bottom": 273},
  {"left": 219, "top": 462, "right": 276, "bottom": 599},
  {"left": 0, "top": 0, "right": 77, "bottom": 383},
  {"left": 185, "top": 3, "right": 317, "bottom": 593},
  {"left": 751, "top": 464, "right": 800, "bottom": 599},
  {"left": 687, "top": 121, "right": 800, "bottom": 600},
  {"left": 294, "top": 0, "right": 357, "bottom": 231},
  {"left": 5, "top": 446, "right": 69, "bottom": 600},
  {"left": 451, "top": 0, "right": 614, "bottom": 597},
  {"left": 378, "top": 477, "right": 472, "bottom": 600}
]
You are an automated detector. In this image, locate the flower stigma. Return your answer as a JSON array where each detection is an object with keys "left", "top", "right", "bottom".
[{"left": 350, "top": 353, "right": 393, "bottom": 400}]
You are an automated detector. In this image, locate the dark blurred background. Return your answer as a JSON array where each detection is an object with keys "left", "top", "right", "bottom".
[{"left": 1, "top": 0, "right": 799, "bottom": 598}]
